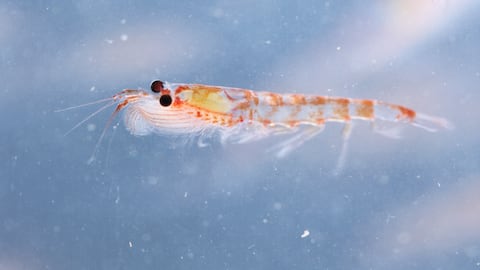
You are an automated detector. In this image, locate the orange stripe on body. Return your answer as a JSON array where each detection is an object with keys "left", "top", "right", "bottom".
[
  {"left": 308, "top": 96, "right": 327, "bottom": 124},
  {"left": 397, "top": 105, "right": 416, "bottom": 121},
  {"left": 330, "top": 98, "right": 350, "bottom": 120},
  {"left": 355, "top": 99, "right": 375, "bottom": 119},
  {"left": 262, "top": 93, "right": 284, "bottom": 121},
  {"left": 286, "top": 94, "right": 308, "bottom": 126}
]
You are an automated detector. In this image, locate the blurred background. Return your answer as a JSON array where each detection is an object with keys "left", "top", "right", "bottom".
[{"left": 1, "top": 1, "right": 479, "bottom": 269}]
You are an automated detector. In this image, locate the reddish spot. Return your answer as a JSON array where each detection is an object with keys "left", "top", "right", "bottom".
[
  {"left": 398, "top": 106, "right": 416, "bottom": 120},
  {"left": 114, "top": 99, "right": 130, "bottom": 113},
  {"left": 333, "top": 98, "right": 350, "bottom": 105},
  {"left": 290, "top": 94, "right": 307, "bottom": 105},
  {"left": 287, "top": 120, "right": 300, "bottom": 127},
  {"left": 160, "top": 89, "right": 171, "bottom": 96},
  {"left": 316, "top": 118, "right": 325, "bottom": 125},
  {"left": 261, "top": 119, "right": 272, "bottom": 126},
  {"left": 173, "top": 97, "right": 183, "bottom": 106},
  {"left": 310, "top": 96, "right": 327, "bottom": 105},
  {"left": 196, "top": 111, "right": 201, "bottom": 117}
]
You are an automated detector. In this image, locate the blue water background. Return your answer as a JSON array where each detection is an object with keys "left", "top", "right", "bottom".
[{"left": 1, "top": 1, "right": 480, "bottom": 269}]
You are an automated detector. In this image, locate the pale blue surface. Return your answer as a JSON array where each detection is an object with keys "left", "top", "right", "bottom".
[{"left": 1, "top": 1, "right": 480, "bottom": 269}]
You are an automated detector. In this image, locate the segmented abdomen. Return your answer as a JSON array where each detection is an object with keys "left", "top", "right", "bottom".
[{"left": 234, "top": 91, "right": 416, "bottom": 128}]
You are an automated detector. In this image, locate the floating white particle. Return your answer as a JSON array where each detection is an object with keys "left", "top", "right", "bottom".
[
  {"left": 114, "top": 186, "right": 120, "bottom": 204},
  {"left": 184, "top": 192, "right": 188, "bottom": 198},
  {"left": 301, "top": 230, "right": 310, "bottom": 238},
  {"left": 265, "top": 40, "right": 271, "bottom": 45},
  {"left": 87, "top": 123, "right": 96, "bottom": 132},
  {"left": 120, "top": 19, "right": 126, "bottom": 24},
  {"left": 336, "top": 46, "right": 341, "bottom": 51},
  {"left": 89, "top": 86, "right": 96, "bottom": 92},
  {"left": 147, "top": 176, "right": 158, "bottom": 185},
  {"left": 273, "top": 202, "right": 282, "bottom": 210},
  {"left": 129, "top": 241, "right": 133, "bottom": 248},
  {"left": 120, "top": 34, "right": 128, "bottom": 41},
  {"left": 378, "top": 175, "right": 390, "bottom": 185},
  {"left": 105, "top": 39, "right": 114, "bottom": 44}
]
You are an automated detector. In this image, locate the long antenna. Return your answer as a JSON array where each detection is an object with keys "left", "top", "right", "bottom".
[
  {"left": 63, "top": 101, "right": 116, "bottom": 136},
  {"left": 87, "top": 104, "right": 124, "bottom": 165},
  {"left": 54, "top": 97, "right": 114, "bottom": 112}
]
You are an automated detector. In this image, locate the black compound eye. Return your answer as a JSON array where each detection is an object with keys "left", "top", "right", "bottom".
[
  {"left": 159, "top": 95, "right": 173, "bottom": 107},
  {"left": 151, "top": 80, "right": 164, "bottom": 93}
]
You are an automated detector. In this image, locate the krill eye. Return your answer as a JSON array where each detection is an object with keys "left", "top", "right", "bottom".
[
  {"left": 159, "top": 95, "right": 172, "bottom": 107},
  {"left": 151, "top": 80, "right": 164, "bottom": 93}
]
